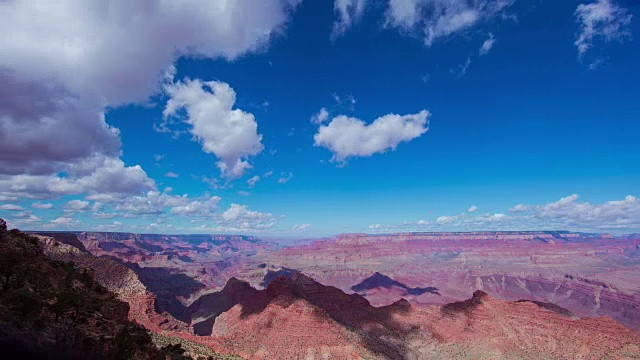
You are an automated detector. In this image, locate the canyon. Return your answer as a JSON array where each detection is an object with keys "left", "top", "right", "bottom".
[{"left": 31, "top": 230, "right": 640, "bottom": 359}]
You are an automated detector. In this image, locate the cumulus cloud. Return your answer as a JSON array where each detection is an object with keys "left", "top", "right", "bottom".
[
  {"left": 164, "top": 171, "right": 179, "bottom": 178},
  {"left": 220, "top": 203, "right": 276, "bottom": 230},
  {"left": 117, "top": 201, "right": 277, "bottom": 233},
  {"left": 467, "top": 205, "right": 478, "bottom": 213},
  {"left": 0, "top": 0, "right": 298, "bottom": 201},
  {"left": 0, "top": 156, "right": 155, "bottom": 200},
  {"left": 31, "top": 202, "right": 53, "bottom": 210},
  {"left": 292, "top": 224, "right": 311, "bottom": 231},
  {"left": 47, "top": 217, "right": 81, "bottom": 229},
  {"left": 509, "top": 204, "right": 529, "bottom": 212},
  {"left": 479, "top": 33, "right": 495, "bottom": 55},
  {"left": 13, "top": 211, "right": 40, "bottom": 224},
  {"left": 111, "top": 189, "right": 220, "bottom": 217},
  {"left": 0, "top": 204, "right": 23, "bottom": 211},
  {"left": 527, "top": 194, "right": 640, "bottom": 229},
  {"left": 163, "top": 79, "right": 264, "bottom": 179},
  {"left": 0, "top": 72, "right": 121, "bottom": 176},
  {"left": 311, "top": 107, "right": 330, "bottom": 124},
  {"left": 169, "top": 197, "right": 222, "bottom": 216},
  {"left": 0, "top": 0, "right": 299, "bottom": 106},
  {"left": 63, "top": 200, "right": 91, "bottom": 213},
  {"left": 379, "top": 194, "right": 640, "bottom": 233},
  {"left": 332, "top": 0, "right": 368, "bottom": 39},
  {"left": 50, "top": 189, "right": 279, "bottom": 231},
  {"left": 574, "top": 0, "right": 632, "bottom": 57},
  {"left": 385, "top": 0, "right": 513, "bottom": 46},
  {"left": 314, "top": 110, "right": 429, "bottom": 163}
]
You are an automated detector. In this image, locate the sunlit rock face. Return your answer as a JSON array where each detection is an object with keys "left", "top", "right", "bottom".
[
  {"left": 37, "top": 231, "right": 640, "bottom": 359},
  {"left": 253, "top": 231, "right": 640, "bottom": 330}
]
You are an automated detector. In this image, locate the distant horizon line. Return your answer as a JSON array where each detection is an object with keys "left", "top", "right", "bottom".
[{"left": 22, "top": 229, "right": 632, "bottom": 239}]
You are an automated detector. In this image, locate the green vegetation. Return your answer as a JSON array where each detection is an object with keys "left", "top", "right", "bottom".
[
  {"left": 0, "top": 218, "right": 195, "bottom": 359},
  {"left": 151, "top": 333, "right": 245, "bottom": 360}
]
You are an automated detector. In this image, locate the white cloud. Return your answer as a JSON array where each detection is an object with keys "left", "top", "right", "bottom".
[
  {"left": 332, "top": 0, "right": 368, "bottom": 39},
  {"left": 63, "top": 200, "right": 91, "bottom": 213},
  {"left": 247, "top": 175, "right": 261, "bottom": 188},
  {"left": 436, "top": 215, "right": 456, "bottom": 224},
  {"left": 163, "top": 79, "right": 264, "bottom": 179},
  {"left": 47, "top": 217, "right": 81, "bottom": 228},
  {"left": 311, "top": 107, "right": 330, "bottom": 124},
  {"left": 277, "top": 172, "right": 294, "bottom": 184},
  {"left": 0, "top": 204, "right": 23, "bottom": 211},
  {"left": 169, "top": 196, "right": 221, "bottom": 216},
  {"left": 479, "top": 33, "right": 495, "bottom": 55},
  {"left": 314, "top": 110, "right": 429, "bottom": 163},
  {"left": 93, "top": 212, "right": 117, "bottom": 219},
  {"left": 238, "top": 190, "right": 250, "bottom": 196},
  {"left": 385, "top": 0, "right": 513, "bottom": 46},
  {"left": 13, "top": 211, "right": 40, "bottom": 223},
  {"left": 292, "top": 224, "right": 311, "bottom": 231},
  {"left": 0, "top": 72, "right": 122, "bottom": 176},
  {"left": 164, "top": 171, "right": 179, "bottom": 178},
  {"left": 509, "top": 204, "right": 529, "bottom": 212},
  {"left": 382, "top": 194, "right": 640, "bottom": 233},
  {"left": 0, "top": 156, "right": 155, "bottom": 200},
  {"left": 385, "top": 0, "right": 421, "bottom": 29},
  {"left": 528, "top": 194, "right": 640, "bottom": 230},
  {"left": 467, "top": 205, "right": 478, "bottom": 213},
  {"left": 0, "top": 0, "right": 299, "bottom": 106},
  {"left": 31, "top": 202, "right": 53, "bottom": 210},
  {"left": 574, "top": 0, "right": 632, "bottom": 57},
  {"left": 0, "top": 0, "right": 299, "bottom": 231},
  {"left": 220, "top": 203, "right": 276, "bottom": 230},
  {"left": 0, "top": 0, "right": 298, "bottom": 200},
  {"left": 112, "top": 189, "right": 219, "bottom": 217}
]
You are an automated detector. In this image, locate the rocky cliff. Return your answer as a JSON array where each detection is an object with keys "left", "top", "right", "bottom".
[
  {"left": 0, "top": 223, "right": 164, "bottom": 359},
  {"left": 179, "top": 273, "right": 640, "bottom": 359}
]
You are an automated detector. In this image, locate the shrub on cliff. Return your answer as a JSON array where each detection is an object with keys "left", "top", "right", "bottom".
[{"left": 0, "top": 218, "right": 193, "bottom": 359}]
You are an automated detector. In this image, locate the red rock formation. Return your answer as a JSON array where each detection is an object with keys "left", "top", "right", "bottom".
[
  {"left": 33, "top": 230, "right": 640, "bottom": 358},
  {"left": 259, "top": 232, "right": 640, "bottom": 329},
  {"left": 182, "top": 275, "right": 640, "bottom": 359},
  {"left": 36, "top": 235, "right": 188, "bottom": 334}
]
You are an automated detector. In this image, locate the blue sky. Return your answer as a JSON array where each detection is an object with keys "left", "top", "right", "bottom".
[{"left": 1, "top": 0, "right": 639, "bottom": 235}]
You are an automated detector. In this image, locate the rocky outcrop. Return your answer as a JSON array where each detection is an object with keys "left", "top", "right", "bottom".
[
  {"left": 179, "top": 274, "right": 640, "bottom": 359},
  {"left": 261, "top": 232, "right": 640, "bottom": 330},
  {"left": 29, "top": 230, "right": 640, "bottom": 359},
  {"left": 0, "top": 224, "right": 164, "bottom": 359},
  {"left": 465, "top": 273, "right": 640, "bottom": 329},
  {"left": 36, "top": 234, "right": 188, "bottom": 334},
  {"left": 420, "top": 291, "right": 640, "bottom": 359}
]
